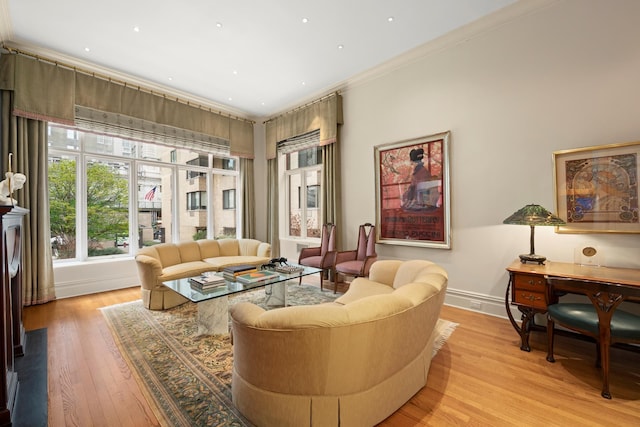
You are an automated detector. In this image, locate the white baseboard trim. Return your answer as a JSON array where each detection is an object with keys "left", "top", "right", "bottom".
[{"left": 444, "top": 287, "right": 514, "bottom": 319}]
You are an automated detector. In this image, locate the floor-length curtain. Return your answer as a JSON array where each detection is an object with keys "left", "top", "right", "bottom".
[
  {"left": 322, "top": 142, "right": 340, "bottom": 249},
  {"left": 0, "top": 91, "right": 56, "bottom": 305},
  {"left": 266, "top": 158, "right": 279, "bottom": 256},
  {"left": 239, "top": 157, "right": 255, "bottom": 239}
]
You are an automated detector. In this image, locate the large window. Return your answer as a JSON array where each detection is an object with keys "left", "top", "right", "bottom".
[
  {"left": 283, "top": 147, "right": 322, "bottom": 238},
  {"left": 48, "top": 125, "right": 239, "bottom": 261}
]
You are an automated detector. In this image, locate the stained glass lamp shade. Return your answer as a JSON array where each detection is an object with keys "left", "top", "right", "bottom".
[{"left": 503, "top": 204, "right": 566, "bottom": 264}]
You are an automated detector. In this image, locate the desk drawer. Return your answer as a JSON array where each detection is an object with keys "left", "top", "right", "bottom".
[
  {"left": 514, "top": 290, "right": 546, "bottom": 309},
  {"left": 513, "top": 274, "right": 545, "bottom": 292}
]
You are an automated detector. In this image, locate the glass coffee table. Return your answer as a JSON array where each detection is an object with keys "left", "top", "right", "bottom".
[{"left": 163, "top": 264, "right": 322, "bottom": 336}]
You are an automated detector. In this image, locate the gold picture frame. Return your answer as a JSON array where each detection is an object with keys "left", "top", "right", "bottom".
[
  {"left": 374, "top": 131, "right": 451, "bottom": 248},
  {"left": 553, "top": 141, "right": 640, "bottom": 234}
]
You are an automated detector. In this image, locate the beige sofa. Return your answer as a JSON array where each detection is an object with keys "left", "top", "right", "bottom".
[
  {"left": 229, "top": 259, "right": 448, "bottom": 427},
  {"left": 135, "top": 238, "right": 271, "bottom": 310}
]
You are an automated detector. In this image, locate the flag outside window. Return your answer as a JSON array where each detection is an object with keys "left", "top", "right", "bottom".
[{"left": 144, "top": 186, "right": 157, "bottom": 201}]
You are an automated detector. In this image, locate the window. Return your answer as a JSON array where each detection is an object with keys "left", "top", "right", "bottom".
[
  {"left": 283, "top": 146, "right": 322, "bottom": 238},
  {"left": 223, "top": 189, "right": 236, "bottom": 209},
  {"left": 187, "top": 191, "right": 207, "bottom": 210},
  {"left": 48, "top": 125, "right": 240, "bottom": 261}
]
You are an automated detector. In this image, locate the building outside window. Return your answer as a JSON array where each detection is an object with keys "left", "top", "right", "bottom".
[{"left": 48, "top": 125, "right": 239, "bottom": 261}]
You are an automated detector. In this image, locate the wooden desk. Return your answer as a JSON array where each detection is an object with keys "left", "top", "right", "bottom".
[{"left": 505, "top": 260, "right": 640, "bottom": 351}]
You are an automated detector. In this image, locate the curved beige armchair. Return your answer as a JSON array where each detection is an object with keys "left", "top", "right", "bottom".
[{"left": 229, "top": 259, "right": 448, "bottom": 427}]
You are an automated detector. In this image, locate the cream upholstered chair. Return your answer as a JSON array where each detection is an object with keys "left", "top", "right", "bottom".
[
  {"left": 545, "top": 276, "right": 640, "bottom": 399},
  {"left": 331, "top": 222, "right": 377, "bottom": 293},
  {"left": 298, "top": 223, "right": 336, "bottom": 290}
]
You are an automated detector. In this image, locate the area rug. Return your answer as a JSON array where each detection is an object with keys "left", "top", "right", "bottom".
[{"left": 101, "top": 284, "right": 458, "bottom": 427}]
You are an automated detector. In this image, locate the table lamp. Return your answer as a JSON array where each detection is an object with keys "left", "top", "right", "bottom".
[{"left": 503, "top": 204, "right": 566, "bottom": 264}]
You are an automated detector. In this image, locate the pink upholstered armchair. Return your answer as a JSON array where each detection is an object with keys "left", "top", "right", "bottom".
[
  {"left": 332, "top": 222, "right": 377, "bottom": 293},
  {"left": 297, "top": 223, "right": 336, "bottom": 291}
]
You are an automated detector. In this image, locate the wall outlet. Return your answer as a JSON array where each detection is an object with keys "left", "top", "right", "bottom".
[{"left": 470, "top": 300, "right": 482, "bottom": 310}]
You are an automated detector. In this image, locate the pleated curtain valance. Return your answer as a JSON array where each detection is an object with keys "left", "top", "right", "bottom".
[
  {"left": 0, "top": 53, "right": 255, "bottom": 158},
  {"left": 265, "top": 92, "right": 343, "bottom": 160}
]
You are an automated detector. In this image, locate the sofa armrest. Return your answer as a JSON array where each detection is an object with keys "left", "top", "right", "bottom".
[
  {"left": 135, "top": 254, "right": 164, "bottom": 290},
  {"left": 257, "top": 242, "right": 271, "bottom": 258}
]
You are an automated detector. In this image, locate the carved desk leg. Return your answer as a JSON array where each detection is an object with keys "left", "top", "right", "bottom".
[{"left": 505, "top": 275, "right": 534, "bottom": 352}]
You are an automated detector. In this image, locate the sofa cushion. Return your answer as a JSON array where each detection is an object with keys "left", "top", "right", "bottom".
[
  {"left": 217, "top": 239, "right": 240, "bottom": 256},
  {"left": 197, "top": 239, "right": 221, "bottom": 258},
  {"left": 334, "top": 277, "right": 393, "bottom": 305},
  {"left": 203, "top": 256, "right": 270, "bottom": 271},
  {"left": 154, "top": 244, "right": 182, "bottom": 268},
  {"left": 177, "top": 241, "right": 202, "bottom": 263},
  {"left": 160, "top": 261, "right": 215, "bottom": 281}
]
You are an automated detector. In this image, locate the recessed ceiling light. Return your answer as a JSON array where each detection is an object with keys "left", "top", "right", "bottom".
[
  {"left": 301, "top": 81, "right": 306, "bottom": 86},
  {"left": 387, "top": 16, "right": 394, "bottom": 23},
  {"left": 233, "top": 70, "right": 238, "bottom": 75},
  {"left": 216, "top": 22, "right": 223, "bottom": 28},
  {"left": 337, "top": 44, "right": 344, "bottom": 50},
  {"left": 302, "top": 18, "right": 309, "bottom": 23},
  {"left": 167, "top": 77, "right": 173, "bottom": 81},
  {"left": 133, "top": 26, "right": 140, "bottom": 32},
  {"left": 228, "top": 97, "right": 233, "bottom": 101},
  {"left": 84, "top": 47, "right": 90, "bottom": 52}
]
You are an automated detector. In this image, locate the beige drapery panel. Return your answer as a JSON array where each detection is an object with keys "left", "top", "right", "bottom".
[
  {"left": 239, "top": 158, "right": 255, "bottom": 238},
  {"left": 266, "top": 158, "right": 279, "bottom": 256},
  {"left": 265, "top": 92, "right": 343, "bottom": 159},
  {"left": 0, "top": 54, "right": 255, "bottom": 158},
  {"left": 264, "top": 93, "right": 342, "bottom": 253},
  {"left": 0, "top": 91, "right": 56, "bottom": 306}
]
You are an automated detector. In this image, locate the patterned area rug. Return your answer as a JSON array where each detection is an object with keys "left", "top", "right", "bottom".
[{"left": 101, "top": 284, "right": 457, "bottom": 427}]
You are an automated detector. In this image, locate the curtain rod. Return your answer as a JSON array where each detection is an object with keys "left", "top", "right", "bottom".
[
  {"left": 0, "top": 44, "right": 255, "bottom": 125},
  {"left": 263, "top": 91, "right": 340, "bottom": 124}
]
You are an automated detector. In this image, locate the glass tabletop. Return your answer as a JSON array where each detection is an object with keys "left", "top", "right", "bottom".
[{"left": 162, "top": 264, "right": 322, "bottom": 303}]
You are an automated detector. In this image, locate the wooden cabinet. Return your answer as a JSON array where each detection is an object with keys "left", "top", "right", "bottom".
[{"left": 0, "top": 206, "right": 27, "bottom": 426}]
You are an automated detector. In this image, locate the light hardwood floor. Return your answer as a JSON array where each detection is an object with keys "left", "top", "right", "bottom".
[{"left": 23, "top": 283, "right": 640, "bottom": 427}]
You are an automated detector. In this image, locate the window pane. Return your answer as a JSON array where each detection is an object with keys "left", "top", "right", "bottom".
[
  {"left": 48, "top": 127, "right": 79, "bottom": 151},
  {"left": 86, "top": 157, "right": 130, "bottom": 258},
  {"left": 178, "top": 165, "right": 207, "bottom": 242},
  {"left": 288, "top": 174, "right": 302, "bottom": 237},
  {"left": 48, "top": 153, "right": 77, "bottom": 259},
  {"left": 305, "top": 170, "right": 320, "bottom": 238},
  {"left": 214, "top": 174, "right": 236, "bottom": 238},
  {"left": 138, "top": 163, "right": 171, "bottom": 247}
]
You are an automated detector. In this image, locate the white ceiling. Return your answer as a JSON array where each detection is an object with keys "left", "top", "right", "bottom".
[{"left": 2, "top": 0, "right": 517, "bottom": 119}]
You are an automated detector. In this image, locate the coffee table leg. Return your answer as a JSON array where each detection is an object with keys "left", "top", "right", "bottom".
[
  {"left": 264, "top": 281, "right": 287, "bottom": 307},
  {"left": 196, "top": 296, "right": 229, "bottom": 336}
]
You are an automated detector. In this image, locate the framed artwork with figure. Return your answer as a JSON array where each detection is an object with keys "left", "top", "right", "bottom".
[
  {"left": 553, "top": 141, "right": 640, "bottom": 234},
  {"left": 374, "top": 131, "right": 451, "bottom": 248}
]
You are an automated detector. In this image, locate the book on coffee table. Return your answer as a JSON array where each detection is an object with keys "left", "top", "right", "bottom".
[
  {"left": 189, "top": 274, "right": 226, "bottom": 290},
  {"left": 235, "top": 270, "right": 279, "bottom": 284}
]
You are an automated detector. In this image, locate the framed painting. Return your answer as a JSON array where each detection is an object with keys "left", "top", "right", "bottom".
[
  {"left": 553, "top": 141, "right": 640, "bottom": 234},
  {"left": 374, "top": 131, "right": 451, "bottom": 248}
]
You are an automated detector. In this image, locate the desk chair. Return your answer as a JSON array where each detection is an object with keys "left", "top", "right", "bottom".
[
  {"left": 298, "top": 223, "right": 336, "bottom": 291},
  {"left": 545, "top": 276, "right": 640, "bottom": 399}
]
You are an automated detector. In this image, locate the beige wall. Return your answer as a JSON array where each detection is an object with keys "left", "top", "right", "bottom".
[{"left": 255, "top": 0, "right": 640, "bottom": 315}]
